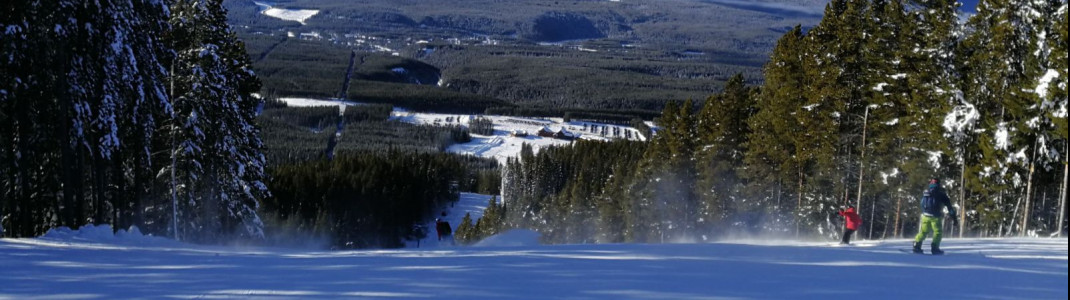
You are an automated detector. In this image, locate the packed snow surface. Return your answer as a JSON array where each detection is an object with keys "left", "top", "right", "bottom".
[
  {"left": 473, "top": 229, "right": 541, "bottom": 247},
  {"left": 1, "top": 225, "right": 1065, "bottom": 299}
]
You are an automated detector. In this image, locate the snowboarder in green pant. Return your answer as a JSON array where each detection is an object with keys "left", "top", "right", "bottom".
[{"left": 914, "top": 178, "right": 958, "bottom": 255}]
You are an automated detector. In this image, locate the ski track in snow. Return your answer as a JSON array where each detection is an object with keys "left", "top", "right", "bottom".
[{"left": 1, "top": 229, "right": 1065, "bottom": 299}]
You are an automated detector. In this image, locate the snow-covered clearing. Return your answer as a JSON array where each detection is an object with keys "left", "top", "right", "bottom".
[
  {"left": 1, "top": 226, "right": 1065, "bottom": 299},
  {"left": 391, "top": 110, "right": 648, "bottom": 164},
  {"left": 253, "top": 1, "right": 318, "bottom": 25},
  {"left": 277, "top": 97, "right": 361, "bottom": 108},
  {"left": 277, "top": 97, "right": 651, "bottom": 164}
]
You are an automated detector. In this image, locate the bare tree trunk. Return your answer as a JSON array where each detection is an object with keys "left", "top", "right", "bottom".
[
  {"left": 997, "top": 190, "right": 1005, "bottom": 236},
  {"left": 894, "top": 194, "right": 902, "bottom": 238},
  {"left": 92, "top": 158, "right": 106, "bottom": 225},
  {"left": 1039, "top": 191, "right": 1047, "bottom": 231},
  {"left": 776, "top": 179, "right": 782, "bottom": 211},
  {"left": 1020, "top": 139, "right": 1039, "bottom": 237},
  {"left": 868, "top": 198, "right": 876, "bottom": 239},
  {"left": 1009, "top": 189, "right": 1022, "bottom": 236},
  {"left": 169, "top": 58, "right": 180, "bottom": 242},
  {"left": 900, "top": 211, "right": 907, "bottom": 239},
  {"left": 1058, "top": 143, "right": 1068, "bottom": 238},
  {"left": 854, "top": 106, "right": 868, "bottom": 238},
  {"left": 796, "top": 169, "right": 804, "bottom": 238},
  {"left": 958, "top": 151, "right": 967, "bottom": 238},
  {"left": 881, "top": 210, "right": 890, "bottom": 239}
]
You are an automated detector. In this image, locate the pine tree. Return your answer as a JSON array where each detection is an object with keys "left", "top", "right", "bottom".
[
  {"left": 455, "top": 213, "right": 475, "bottom": 245},
  {"left": 961, "top": 0, "right": 1052, "bottom": 236},
  {"left": 695, "top": 74, "right": 754, "bottom": 235},
  {"left": 1, "top": 0, "right": 171, "bottom": 237},
  {"left": 163, "top": 0, "right": 266, "bottom": 241},
  {"left": 744, "top": 25, "right": 807, "bottom": 235},
  {"left": 1049, "top": 2, "right": 1068, "bottom": 237},
  {"left": 854, "top": 0, "right": 908, "bottom": 239},
  {"left": 795, "top": 0, "right": 845, "bottom": 237},
  {"left": 630, "top": 99, "right": 699, "bottom": 242}
]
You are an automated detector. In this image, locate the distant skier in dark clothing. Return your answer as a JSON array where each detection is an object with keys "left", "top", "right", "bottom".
[
  {"left": 838, "top": 205, "right": 862, "bottom": 245},
  {"left": 435, "top": 217, "right": 452, "bottom": 242},
  {"left": 914, "top": 178, "right": 958, "bottom": 255}
]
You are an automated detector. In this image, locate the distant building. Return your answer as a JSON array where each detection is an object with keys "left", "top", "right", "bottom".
[
  {"left": 537, "top": 127, "right": 555, "bottom": 138},
  {"left": 511, "top": 129, "right": 528, "bottom": 137},
  {"left": 553, "top": 128, "right": 577, "bottom": 140}
]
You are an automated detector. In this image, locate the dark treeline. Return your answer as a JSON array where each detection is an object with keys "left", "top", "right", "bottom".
[
  {"left": 258, "top": 101, "right": 473, "bottom": 165},
  {"left": 426, "top": 43, "right": 734, "bottom": 112},
  {"left": 264, "top": 152, "right": 500, "bottom": 249},
  {"left": 255, "top": 95, "right": 499, "bottom": 249},
  {"left": 468, "top": 117, "right": 495, "bottom": 135},
  {"left": 1, "top": 0, "right": 269, "bottom": 242},
  {"left": 475, "top": 0, "right": 1068, "bottom": 243},
  {"left": 259, "top": 100, "right": 394, "bottom": 131},
  {"left": 499, "top": 141, "right": 648, "bottom": 243}
]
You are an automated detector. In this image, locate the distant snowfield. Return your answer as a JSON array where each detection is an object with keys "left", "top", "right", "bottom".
[
  {"left": 253, "top": 1, "right": 318, "bottom": 25},
  {"left": 276, "top": 97, "right": 650, "bottom": 164},
  {"left": 277, "top": 97, "right": 361, "bottom": 108},
  {"left": 1, "top": 226, "right": 1065, "bottom": 299},
  {"left": 390, "top": 110, "right": 647, "bottom": 164}
]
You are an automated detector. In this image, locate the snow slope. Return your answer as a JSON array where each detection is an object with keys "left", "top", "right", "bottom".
[
  {"left": 1, "top": 228, "right": 1065, "bottom": 299},
  {"left": 410, "top": 192, "right": 494, "bottom": 248}
]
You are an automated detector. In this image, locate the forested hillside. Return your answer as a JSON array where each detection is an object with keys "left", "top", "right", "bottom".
[
  {"left": 0, "top": 0, "right": 498, "bottom": 248},
  {"left": 1, "top": 0, "right": 268, "bottom": 242},
  {"left": 222, "top": 0, "right": 829, "bottom": 114},
  {"left": 264, "top": 152, "right": 499, "bottom": 248},
  {"left": 480, "top": 0, "right": 1068, "bottom": 244}
]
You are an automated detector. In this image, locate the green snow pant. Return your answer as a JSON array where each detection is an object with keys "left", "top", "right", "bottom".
[{"left": 914, "top": 215, "right": 943, "bottom": 247}]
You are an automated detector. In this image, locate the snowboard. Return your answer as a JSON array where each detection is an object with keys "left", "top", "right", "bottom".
[{"left": 898, "top": 249, "right": 944, "bottom": 255}]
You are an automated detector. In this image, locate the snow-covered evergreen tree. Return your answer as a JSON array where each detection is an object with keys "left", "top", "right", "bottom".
[
  {"left": 744, "top": 25, "right": 808, "bottom": 235},
  {"left": 960, "top": 0, "right": 1060, "bottom": 236},
  {"left": 2, "top": 0, "right": 268, "bottom": 241},
  {"left": 1049, "top": 2, "right": 1068, "bottom": 237},
  {"left": 1, "top": 0, "right": 171, "bottom": 236},
  {"left": 695, "top": 74, "right": 754, "bottom": 235},
  {"left": 163, "top": 0, "right": 266, "bottom": 241}
]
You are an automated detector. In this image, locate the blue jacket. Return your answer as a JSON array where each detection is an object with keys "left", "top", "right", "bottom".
[{"left": 920, "top": 183, "right": 956, "bottom": 218}]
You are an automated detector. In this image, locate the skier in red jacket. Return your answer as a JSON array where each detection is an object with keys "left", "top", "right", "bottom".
[{"left": 838, "top": 205, "right": 863, "bottom": 245}]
